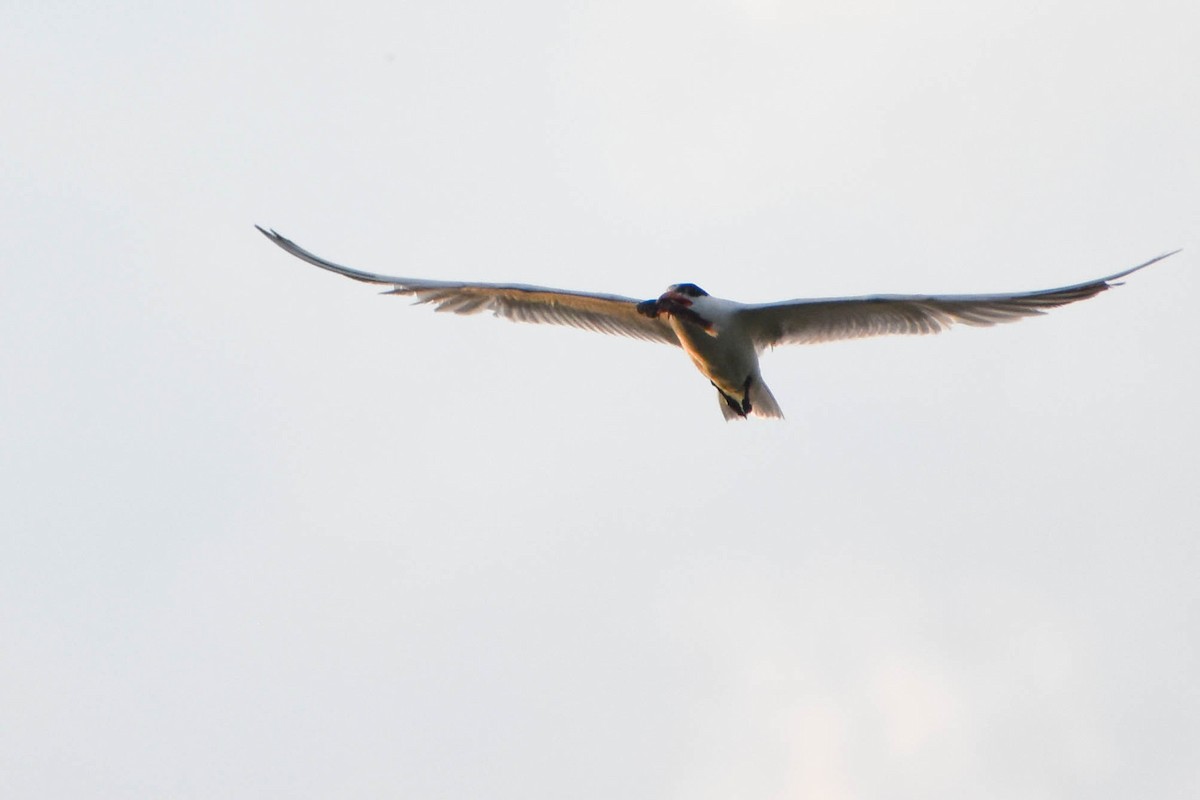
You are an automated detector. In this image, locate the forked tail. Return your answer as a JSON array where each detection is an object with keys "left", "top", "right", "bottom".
[
  {"left": 716, "top": 376, "right": 785, "bottom": 421},
  {"left": 749, "top": 377, "right": 784, "bottom": 420}
]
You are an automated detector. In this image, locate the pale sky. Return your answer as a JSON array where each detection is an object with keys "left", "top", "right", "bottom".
[{"left": 3, "top": 2, "right": 1198, "bottom": 797}]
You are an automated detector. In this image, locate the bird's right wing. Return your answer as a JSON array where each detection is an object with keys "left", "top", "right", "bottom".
[
  {"left": 738, "top": 251, "right": 1178, "bottom": 349},
  {"left": 257, "top": 227, "right": 679, "bottom": 346}
]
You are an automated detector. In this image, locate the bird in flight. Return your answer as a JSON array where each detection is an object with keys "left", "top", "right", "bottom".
[{"left": 257, "top": 226, "right": 1176, "bottom": 420}]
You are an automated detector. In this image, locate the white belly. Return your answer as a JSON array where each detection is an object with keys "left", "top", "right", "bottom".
[{"left": 669, "top": 316, "right": 760, "bottom": 395}]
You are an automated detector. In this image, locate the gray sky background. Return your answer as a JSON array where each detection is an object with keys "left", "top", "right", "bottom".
[{"left": 3, "top": 2, "right": 1198, "bottom": 797}]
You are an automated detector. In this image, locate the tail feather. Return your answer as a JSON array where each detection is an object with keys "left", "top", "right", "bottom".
[
  {"left": 718, "top": 390, "right": 745, "bottom": 421},
  {"left": 748, "top": 377, "right": 784, "bottom": 420},
  {"left": 714, "top": 377, "right": 785, "bottom": 421}
]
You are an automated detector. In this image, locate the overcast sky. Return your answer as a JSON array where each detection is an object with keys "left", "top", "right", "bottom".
[{"left": 3, "top": 1, "right": 1198, "bottom": 797}]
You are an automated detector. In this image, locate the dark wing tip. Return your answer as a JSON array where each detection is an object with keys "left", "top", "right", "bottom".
[
  {"left": 254, "top": 226, "right": 404, "bottom": 285},
  {"left": 255, "top": 224, "right": 291, "bottom": 246},
  {"left": 1029, "top": 248, "right": 1182, "bottom": 299},
  {"left": 1104, "top": 248, "right": 1182, "bottom": 284}
]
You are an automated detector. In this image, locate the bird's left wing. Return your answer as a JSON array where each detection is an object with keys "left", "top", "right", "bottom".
[
  {"left": 257, "top": 227, "right": 679, "bottom": 346},
  {"left": 738, "top": 251, "right": 1178, "bottom": 349}
]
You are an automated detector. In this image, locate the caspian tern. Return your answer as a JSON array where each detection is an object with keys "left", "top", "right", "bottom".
[{"left": 257, "top": 226, "right": 1177, "bottom": 420}]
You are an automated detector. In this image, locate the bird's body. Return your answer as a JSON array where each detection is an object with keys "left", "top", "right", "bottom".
[
  {"left": 256, "top": 226, "right": 1176, "bottom": 420},
  {"left": 649, "top": 289, "right": 783, "bottom": 419}
]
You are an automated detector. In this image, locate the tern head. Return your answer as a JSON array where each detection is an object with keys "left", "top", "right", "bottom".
[
  {"left": 667, "top": 283, "right": 709, "bottom": 298},
  {"left": 636, "top": 283, "right": 710, "bottom": 318}
]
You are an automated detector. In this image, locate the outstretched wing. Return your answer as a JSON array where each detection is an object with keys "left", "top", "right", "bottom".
[
  {"left": 257, "top": 227, "right": 679, "bottom": 346},
  {"left": 739, "top": 251, "right": 1178, "bottom": 348}
]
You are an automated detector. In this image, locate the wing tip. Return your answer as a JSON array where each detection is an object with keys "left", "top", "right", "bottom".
[
  {"left": 1105, "top": 248, "right": 1182, "bottom": 284},
  {"left": 255, "top": 224, "right": 295, "bottom": 252},
  {"left": 255, "top": 224, "right": 291, "bottom": 247}
]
